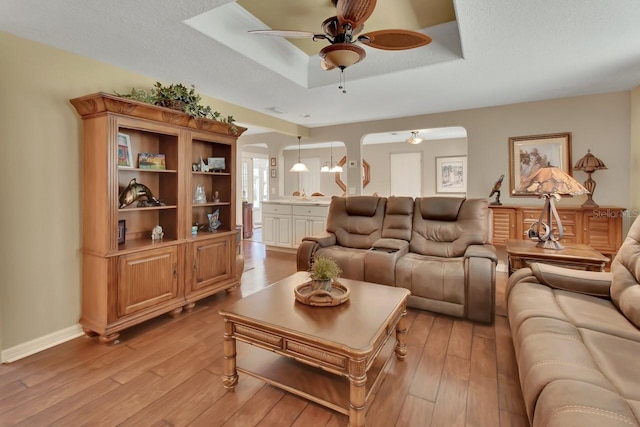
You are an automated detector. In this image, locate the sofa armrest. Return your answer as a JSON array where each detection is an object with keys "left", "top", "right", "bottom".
[
  {"left": 464, "top": 244, "right": 498, "bottom": 263},
  {"left": 371, "top": 238, "right": 409, "bottom": 253},
  {"left": 302, "top": 232, "right": 336, "bottom": 248},
  {"left": 297, "top": 233, "right": 337, "bottom": 272},
  {"left": 465, "top": 244, "right": 497, "bottom": 323},
  {"left": 530, "top": 262, "right": 612, "bottom": 297}
]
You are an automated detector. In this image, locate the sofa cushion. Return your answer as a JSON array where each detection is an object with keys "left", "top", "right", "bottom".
[
  {"left": 345, "top": 195, "right": 381, "bottom": 216},
  {"left": 410, "top": 198, "right": 489, "bottom": 257},
  {"left": 611, "top": 216, "right": 640, "bottom": 329},
  {"left": 382, "top": 196, "right": 414, "bottom": 241},
  {"left": 419, "top": 197, "right": 464, "bottom": 221},
  {"left": 395, "top": 253, "right": 465, "bottom": 305},
  {"left": 326, "top": 196, "right": 386, "bottom": 249},
  {"left": 316, "top": 246, "right": 368, "bottom": 281}
]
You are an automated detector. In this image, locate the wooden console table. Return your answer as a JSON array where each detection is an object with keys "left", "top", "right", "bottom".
[
  {"left": 490, "top": 205, "right": 625, "bottom": 264},
  {"left": 506, "top": 239, "right": 610, "bottom": 274}
]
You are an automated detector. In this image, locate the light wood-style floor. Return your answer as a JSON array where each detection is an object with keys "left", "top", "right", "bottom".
[{"left": 0, "top": 241, "right": 528, "bottom": 427}]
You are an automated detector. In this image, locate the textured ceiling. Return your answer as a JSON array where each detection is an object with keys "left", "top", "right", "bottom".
[{"left": 2, "top": 0, "right": 640, "bottom": 134}]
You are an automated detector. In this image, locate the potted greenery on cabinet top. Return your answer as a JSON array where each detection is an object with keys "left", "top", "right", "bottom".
[{"left": 115, "top": 82, "right": 235, "bottom": 125}]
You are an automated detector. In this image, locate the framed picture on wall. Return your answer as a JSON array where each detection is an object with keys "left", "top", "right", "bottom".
[
  {"left": 435, "top": 156, "right": 467, "bottom": 193},
  {"left": 270, "top": 157, "right": 276, "bottom": 167},
  {"left": 509, "top": 132, "right": 572, "bottom": 196},
  {"left": 271, "top": 168, "right": 277, "bottom": 178}
]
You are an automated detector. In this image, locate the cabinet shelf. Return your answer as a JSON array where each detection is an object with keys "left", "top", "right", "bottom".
[
  {"left": 112, "top": 237, "right": 180, "bottom": 256},
  {"left": 119, "top": 167, "right": 177, "bottom": 174},
  {"left": 191, "top": 202, "right": 231, "bottom": 208},
  {"left": 192, "top": 171, "right": 231, "bottom": 176},
  {"left": 119, "top": 205, "right": 178, "bottom": 212}
]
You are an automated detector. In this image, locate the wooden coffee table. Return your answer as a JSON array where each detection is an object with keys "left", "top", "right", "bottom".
[
  {"left": 219, "top": 271, "right": 410, "bottom": 427},
  {"left": 506, "top": 239, "right": 610, "bottom": 274}
]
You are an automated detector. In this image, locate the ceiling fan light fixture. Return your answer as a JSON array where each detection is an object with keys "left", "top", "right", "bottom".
[
  {"left": 406, "top": 131, "right": 424, "bottom": 144},
  {"left": 319, "top": 43, "right": 366, "bottom": 69}
]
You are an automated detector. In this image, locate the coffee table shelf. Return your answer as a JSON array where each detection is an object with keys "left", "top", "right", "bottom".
[{"left": 237, "top": 336, "right": 395, "bottom": 415}]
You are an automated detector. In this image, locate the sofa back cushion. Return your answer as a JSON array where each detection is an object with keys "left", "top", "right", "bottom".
[
  {"left": 326, "top": 196, "right": 387, "bottom": 249},
  {"left": 611, "top": 216, "right": 640, "bottom": 328},
  {"left": 382, "top": 196, "right": 414, "bottom": 241},
  {"left": 410, "top": 197, "right": 490, "bottom": 257}
]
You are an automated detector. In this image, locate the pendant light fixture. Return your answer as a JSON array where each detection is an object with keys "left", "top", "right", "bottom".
[
  {"left": 406, "top": 131, "right": 424, "bottom": 145},
  {"left": 289, "top": 136, "right": 309, "bottom": 172},
  {"left": 321, "top": 142, "right": 343, "bottom": 173}
]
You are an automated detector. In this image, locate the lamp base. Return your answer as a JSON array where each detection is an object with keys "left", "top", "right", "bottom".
[
  {"left": 536, "top": 239, "right": 565, "bottom": 250},
  {"left": 581, "top": 197, "right": 599, "bottom": 208}
]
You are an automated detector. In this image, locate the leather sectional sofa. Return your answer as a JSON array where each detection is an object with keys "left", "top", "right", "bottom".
[
  {"left": 506, "top": 217, "right": 640, "bottom": 426},
  {"left": 296, "top": 195, "right": 497, "bottom": 323}
]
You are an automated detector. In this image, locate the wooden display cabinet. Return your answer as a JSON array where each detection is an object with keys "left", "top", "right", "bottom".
[{"left": 71, "top": 93, "right": 246, "bottom": 343}]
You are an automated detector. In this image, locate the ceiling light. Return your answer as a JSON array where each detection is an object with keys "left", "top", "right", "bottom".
[
  {"left": 406, "top": 131, "right": 424, "bottom": 144},
  {"left": 319, "top": 43, "right": 366, "bottom": 70},
  {"left": 321, "top": 142, "right": 343, "bottom": 173},
  {"left": 289, "top": 136, "right": 309, "bottom": 172}
]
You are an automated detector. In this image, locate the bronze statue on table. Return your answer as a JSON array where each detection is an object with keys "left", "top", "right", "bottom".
[
  {"left": 489, "top": 174, "right": 504, "bottom": 206},
  {"left": 118, "top": 178, "right": 165, "bottom": 208}
]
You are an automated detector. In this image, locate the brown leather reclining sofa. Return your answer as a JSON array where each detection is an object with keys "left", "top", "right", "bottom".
[
  {"left": 506, "top": 217, "right": 640, "bottom": 426},
  {"left": 296, "top": 195, "right": 497, "bottom": 323}
]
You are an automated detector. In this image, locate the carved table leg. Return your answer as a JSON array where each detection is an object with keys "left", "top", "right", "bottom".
[
  {"left": 395, "top": 306, "right": 408, "bottom": 360},
  {"left": 222, "top": 319, "right": 238, "bottom": 389},
  {"left": 98, "top": 333, "right": 120, "bottom": 345},
  {"left": 348, "top": 357, "right": 367, "bottom": 427}
]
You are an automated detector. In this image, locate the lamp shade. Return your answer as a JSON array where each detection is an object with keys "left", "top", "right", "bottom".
[
  {"left": 573, "top": 149, "right": 607, "bottom": 173},
  {"left": 406, "top": 131, "right": 423, "bottom": 144},
  {"left": 515, "top": 165, "right": 589, "bottom": 196},
  {"left": 289, "top": 136, "right": 309, "bottom": 172}
]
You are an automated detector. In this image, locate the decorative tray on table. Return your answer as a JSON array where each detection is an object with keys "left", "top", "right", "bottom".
[{"left": 294, "top": 281, "right": 350, "bottom": 307}]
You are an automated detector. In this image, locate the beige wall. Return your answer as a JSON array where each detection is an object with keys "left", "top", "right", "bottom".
[{"left": 1, "top": 30, "right": 635, "bottom": 356}]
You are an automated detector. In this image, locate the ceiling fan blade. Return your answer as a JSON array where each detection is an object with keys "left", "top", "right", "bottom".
[
  {"left": 337, "top": 0, "right": 377, "bottom": 28},
  {"left": 359, "top": 29, "right": 432, "bottom": 51},
  {"left": 248, "top": 29, "right": 317, "bottom": 39}
]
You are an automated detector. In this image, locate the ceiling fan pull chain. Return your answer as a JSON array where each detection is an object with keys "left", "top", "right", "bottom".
[{"left": 338, "top": 67, "right": 346, "bottom": 94}]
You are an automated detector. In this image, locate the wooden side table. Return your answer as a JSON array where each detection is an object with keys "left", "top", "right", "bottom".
[{"left": 506, "top": 239, "right": 610, "bottom": 274}]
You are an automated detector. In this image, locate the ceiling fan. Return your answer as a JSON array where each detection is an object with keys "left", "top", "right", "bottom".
[{"left": 248, "top": 0, "right": 432, "bottom": 73}]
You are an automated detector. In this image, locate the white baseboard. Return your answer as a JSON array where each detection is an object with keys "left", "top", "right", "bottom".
[{"left": 1, "top": 324, "right": 84, "bottom": 364}]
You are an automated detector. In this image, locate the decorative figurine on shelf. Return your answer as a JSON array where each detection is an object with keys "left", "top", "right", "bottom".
[
  {"left": 193, "top": 184, "right": 207, "bottom": 203},
  {"left": 200, "top": 156, "right": 210, "bottom": 172},
  {"left": 488, "top": 174, "right": 504, "bottom": 206},
  {"left": 213, "top": 191, "right": 220, "bottom": 203},
  {"left": 192, "top": 163, "right": 199, "bottom": 172},
  {"left": 118, "top": 178, "right": 164, "bottom": 208},
  {"left": 151, "top": 225, "right": 164, "bottom": 242},
  {"left": 207, "top": 209, "right": 221, "bottom": 231}
]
